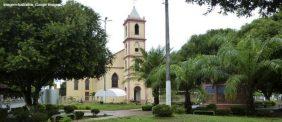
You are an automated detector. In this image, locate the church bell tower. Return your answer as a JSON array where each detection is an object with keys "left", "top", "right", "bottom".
[{"left": 123, "top": 6, "right": 147, "bottom": 102}]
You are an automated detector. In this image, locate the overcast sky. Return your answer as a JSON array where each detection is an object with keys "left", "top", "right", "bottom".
[{"left": 63, "top": 0, "right": 259, "bottom": 53}]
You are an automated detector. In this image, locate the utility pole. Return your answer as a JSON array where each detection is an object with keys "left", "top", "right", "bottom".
[
  {"left": 164, "top": 0, "right": 171, "bottom": 106},
  {"left": 103, "top": 17, "right": 112, "bottom": 103}
]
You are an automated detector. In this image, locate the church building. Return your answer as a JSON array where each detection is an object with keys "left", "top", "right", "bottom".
[{"left": 66, "top": 7, "right": 153, "bottom": 104}]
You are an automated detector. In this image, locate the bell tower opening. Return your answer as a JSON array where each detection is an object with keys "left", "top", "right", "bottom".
[{"left": 134, "top": 24, "right": 139, "bottom": 35}]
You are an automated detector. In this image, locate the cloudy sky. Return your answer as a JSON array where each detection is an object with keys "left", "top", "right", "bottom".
[{"left": 63, "top": 0, "right": 259, "bottom": 53}]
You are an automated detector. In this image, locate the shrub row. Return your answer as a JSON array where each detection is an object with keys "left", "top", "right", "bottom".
[
  {"left": 193, "top": 104, "right": 246, "bottom": 116},
  {"left": 255, "top": 101, "right": 276, "bottom": 108},
  {"left": 1, "top": 104, "right": 99, "bottom": 121},
  {"left": 143, "top": 104, "right": 185, "bottom": 114},
  {"left": 6, "top": 107, "right": 49, "bottom": 122}
]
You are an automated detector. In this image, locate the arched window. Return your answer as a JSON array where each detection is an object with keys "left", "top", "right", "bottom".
[
  {"left": 112, "top": 73, "right": 119, "bottom": 88},
  {"left": 85, "top": 78, "right": 90, "bottom": 90},
  {"left": 74, "top": 80, "right": 78, "bottom": 90},
  {"left": 134, "top": 24, "right": 139, "bottom": 35}
]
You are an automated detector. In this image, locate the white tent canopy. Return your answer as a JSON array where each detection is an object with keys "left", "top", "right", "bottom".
[{"left": 95, "top": 88, "right": 126, "bottom": 98}]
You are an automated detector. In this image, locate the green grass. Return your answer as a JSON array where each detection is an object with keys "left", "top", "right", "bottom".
[
  {"left": 96, "top": 114, "right": 282, "bottom": 122},
  {"left": 70, "top": 103, "right": 141, "bottom": 110}
]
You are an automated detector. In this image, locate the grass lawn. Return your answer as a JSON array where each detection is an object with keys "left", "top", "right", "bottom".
[
  {"left": 96, "top": 114, "right": 282, "bottom": 122},
  {"left": 71, "top": 103, "right": 141, "bottom": 110}
]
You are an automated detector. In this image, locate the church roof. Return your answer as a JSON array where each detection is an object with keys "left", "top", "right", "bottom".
[{"left": 128, "top": 6, "right": 141, "bottom": 19}]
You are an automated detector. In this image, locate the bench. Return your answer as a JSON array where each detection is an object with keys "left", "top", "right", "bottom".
[{"left": 193, "top": 110, "right": 215, "bottom": 115}]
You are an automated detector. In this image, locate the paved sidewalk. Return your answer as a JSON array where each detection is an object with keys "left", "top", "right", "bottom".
[{"left": 78, "top": 109, "right": 151, "bottom": 122}]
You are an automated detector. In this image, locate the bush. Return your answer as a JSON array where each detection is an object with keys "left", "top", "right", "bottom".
[
  {"left": 230, "top": 106, "right": 247, "bottom": 116},
  {"left": 255, "top": 101, "right": 276, "bottom": 108},
  {"left": 206, "top": 104, "right": 217, "bottom": 110},
  {"left": 152, "top": 104, "right": 173, "bottom": 117},
  {"left": 142, "top": 105, "right": 153, "bottom": 111},
  {"left": 45, "top": 104, "right": 60, "bottom": 118},
  {"left": 255, "top": 101, "right": 264, "bottom": 108},
  {"left": 254, "top": 110, "right": 274, "bottom": 117},
  {"left": 0, "top": 108, "right": 8, "bottom": 121},
  {"left": 172, "top": 102, "right": 184, "bottom": 106},
  {"left": 37, "top": 104, "right": 46, "bottom": 112},
  {"left": 58, "top": 105, "right": 65, "bottom": 109},
  {"left": 91, "top": 109, "right": 100, "bottom": 116},
  {"left": 215, "top": 109, "right": 231, "bottom": 116},
  {"left": 10, "top": 107, "right": 31, "bottom": 122},
  {"left": 31, "top": 113, "right": 49, "bottom": 122},
  {"left": 172, "top": 105, "right": 185, "bottom": 114},
  {"left": 193, "top": 110, "right": 215, "bottom": 115},
  {"left": 85, "top": 106, "right": 91, "bottom": 110},
  {"left": 265, "top": 101, "right": 276, "bottom": 106},
  {"left": 74, "top": 111, "right": 84, "bottom": 120},
  {"left": 59, "top": 116, "right": 72, "bottom": 122},
  {"left": 193, "top": 106, "right": 207, "bottom": 111},
  {"left": 64, "top": 105, "right": 76, "bottom": 113},
  {"left": 45, "top": 104, "right": 59, "bottom": 110}
]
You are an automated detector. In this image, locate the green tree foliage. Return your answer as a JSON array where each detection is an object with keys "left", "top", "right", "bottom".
[
  {"left": 133, "top": 48, "right": 165, "bottom": 105},
  {"left": 176, "top": 12, "right": 282, "bottom": 113},
  {"left": 178, "top": 29, "right": 236, "bottom": 61},
  {"left": 237, "top": 12, "right": 282, "bottom": 99},
  {"left": 171, "top": 56, "right": 209, "bottom": 113},
  {"left": 186, "top": 0, "right": 281, "bottom": 16},
  {"left": 238, "top": 14, "right": 282, "bottom": 41},
  {"left": 0, "top": 0, "right": 112, "bottom": 106},
  {"left": 218, "top": 38, "right": 281, "bottom": 112}
]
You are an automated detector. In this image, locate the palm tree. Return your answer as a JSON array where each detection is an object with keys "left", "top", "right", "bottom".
[
  {"left": 133, "top": 47, "right": 165, "bottom": 105},
  {"left": 216, "top": 38, "right": 282, "bottom": 112},
  {"left": 173, "top": 54, "right": 226, "bottom": 113},
  {"left": 171, "top": 56, "right": 205, "bottom": 113}
]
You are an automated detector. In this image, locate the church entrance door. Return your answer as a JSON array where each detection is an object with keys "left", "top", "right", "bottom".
[{"left": 134, "top": 86, "right": 141, "bottom": 102}]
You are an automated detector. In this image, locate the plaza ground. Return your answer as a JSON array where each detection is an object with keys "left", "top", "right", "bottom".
[
  {"left": 95, "top": 114, "right": 282, "bottom": 122},
  {"left": 71, "top": 103, "right": 141, "bottom": 110}
]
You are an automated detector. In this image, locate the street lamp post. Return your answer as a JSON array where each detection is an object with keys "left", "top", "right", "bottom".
[
  {"left": 164, "top": 0, "right": 171, "bottom": 106},
  {"left": 103, "top": 17, "right": 112, "bottom": 103}
]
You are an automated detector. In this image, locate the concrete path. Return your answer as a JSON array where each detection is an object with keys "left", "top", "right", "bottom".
[{"left": 77, "top": 109, "right": 151, "bottom": 122}]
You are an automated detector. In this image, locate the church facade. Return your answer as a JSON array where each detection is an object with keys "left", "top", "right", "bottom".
[{"left": 66, "top": 7, "right": 153, "bottom": 104}]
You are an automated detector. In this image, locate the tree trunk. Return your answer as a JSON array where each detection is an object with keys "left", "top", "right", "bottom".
[
  {"left": 32, "top": 86, "right": 41, "bottom": 106},
  {"left": 23, "top": 85, "right": 33, "bottom": 107},
  {"left": 184, "top": 88, "right": 192, "bottom": 113},
  {"left": 153, "top": 87, "right": 160, "bottom": 105},
  {"left": 246, "top": 85, "right": 255, "bottom": 114},
  {"left": 262, "top": 89, "right": 272, "bottom": 101}
]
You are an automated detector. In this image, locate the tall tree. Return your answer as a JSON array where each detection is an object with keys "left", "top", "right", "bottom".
[
  {"left": 186, "top": 0, "right": 282, "bottom": 16},
  {"left": 133, "top": 48, "right": 165, "bottom": 105},
  {"left": 237, "top": 11, "right": 282, "bottom": 99},
  {"left": 217, "top": 38, "right": 281, "bottom": 112},
  {"left": 0, "top": 0, "right": 112, "bottom": 106},
  {"left": 172, "top": 56, "right": 210, "bottom": 113}
]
